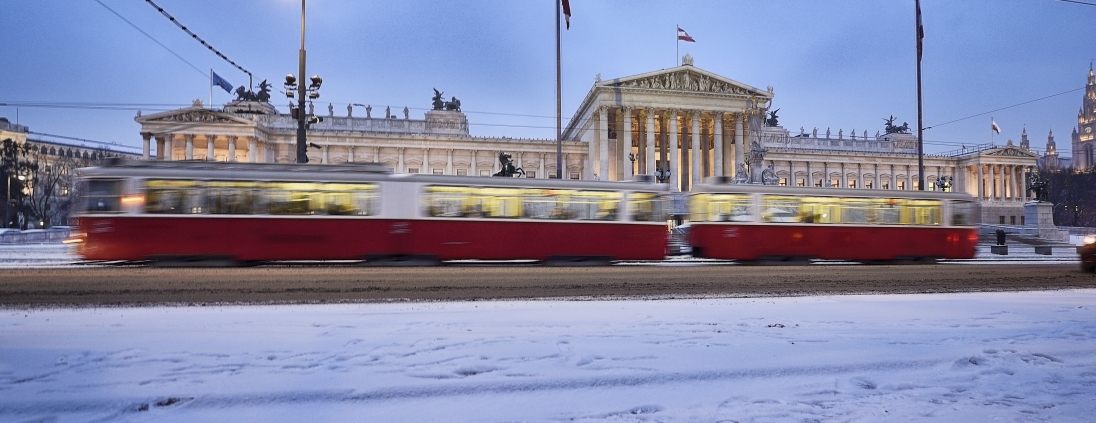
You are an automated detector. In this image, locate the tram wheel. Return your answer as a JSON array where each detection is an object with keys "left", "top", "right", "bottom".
[
  {"left": 541, "top": 255, "right": 614, "bottom": 266},
  {"left": 146, "top": 255, "right": 246, "bottom": 267},
  {"left": 360, "top": 254, "right": 441, "bottom": 267}
]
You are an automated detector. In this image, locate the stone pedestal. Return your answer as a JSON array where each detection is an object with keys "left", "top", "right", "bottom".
[
  {"left": 1034, "top": 246, "right": 1053, "bottom": 255},
  {"left": 991, "top": 245, "right": 1008, "bottom": 255},
  {"left": 424, "top": 110, "right": 470, "bottom": 136},
  {"left": 1024, "top": 201, "right": 1067, "bottom": 242}
]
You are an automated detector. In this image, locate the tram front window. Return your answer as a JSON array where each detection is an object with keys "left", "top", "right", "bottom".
[{"left": 83, "top": 179, "right": 123, "bottom": 212}]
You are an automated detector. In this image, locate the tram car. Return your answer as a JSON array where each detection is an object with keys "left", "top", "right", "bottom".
[
  {"left": 687, "top": 179, "right": 979, "bottom": 262},
  {"left": 71, "top": 159, "right": 668, "bottom": 264}
]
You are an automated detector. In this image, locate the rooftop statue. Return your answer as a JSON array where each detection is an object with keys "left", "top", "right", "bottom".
[
  {"left": 765, "top": 109, "right": 780, "bottom": 127},
  {"left": 493, "top": 152, "right": 525, "bottom": 177},
  {"left": 884, "top": 115, "right": 911, "bottom": 134},
  {"left": 445, "top": 96, "right": 462, "bottom": 112},
  {"left": 432, "top": 88, "right": 445, "bottom": 111},
  {"left": 233, "top": 79, "right": 273, "bottom": 103}
]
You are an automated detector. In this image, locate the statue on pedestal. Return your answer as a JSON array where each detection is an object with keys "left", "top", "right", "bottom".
[
  {"left": 761, "top": 162, "right": 779, "bottom": 185},
  {"left": 1028, "top": 172, "right": 1049, "bottom": 202},
  {"left": 732, "top": 164, "right": 749, "bottom": 184},
  {"left": 404, "top": 106, "right": 409, "bottom": 119},
  {"left": 492, "top": 152, "right": 525, "bottom": 177},
  {"left": 432, "top": 89, "right": 446, "bottom": 110}
]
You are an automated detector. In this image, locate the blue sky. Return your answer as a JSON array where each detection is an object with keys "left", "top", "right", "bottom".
[{"left": 1, "top": 0, "right": 1094, "bottom": 156}]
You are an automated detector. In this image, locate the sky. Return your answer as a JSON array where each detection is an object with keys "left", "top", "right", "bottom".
[{"left": 2, "top": 0, "right": 1095, "bottom": 156}]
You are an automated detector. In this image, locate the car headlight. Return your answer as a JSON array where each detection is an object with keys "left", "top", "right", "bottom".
[{"left": 1085, "top": 235, "right": 1096, "bottom": 245}]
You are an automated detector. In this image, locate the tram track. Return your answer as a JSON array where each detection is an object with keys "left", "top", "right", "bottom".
[{"left": 0, "top": 263, "right": 1092, "bottom": 308}]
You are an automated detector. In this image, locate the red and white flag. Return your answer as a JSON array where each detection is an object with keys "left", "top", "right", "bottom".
[
  {"left": 991, "top": 119, "right": 1001, "bottom": 134},
  {"left": 677, "top": 26, "right": 695, "bottom": 42},
  {"left": 561, "top": 0, "right": 571, "bottom": 29}
]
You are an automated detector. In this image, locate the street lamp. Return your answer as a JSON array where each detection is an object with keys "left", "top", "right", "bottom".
[
  {"left": 287, "top": 0, "right": 323, "bottom": 164},
  {"left": 6, "top": 174, "right": 25, "bottom": 229}
]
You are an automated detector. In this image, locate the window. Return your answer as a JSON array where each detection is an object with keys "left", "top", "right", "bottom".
[
  {"left": 830, "top": 179, "right": 839, "bottom": 188},
  {"left": 422, "top": 186, "right": 622, "bottom": 221},
  {"left": 629, "top": 192, "right": 664, "bottom": 222},
  {"left": 1010, "top": 216, "right": 1016, "bottom": 225},
  {"left": 433, "top": 169, "right": 444, "bottom": 175},
  {"left": 756, "top": 195, "right": 941, "bottom": 226},
  {"left": 999, "top": 216, "right": 1006, "bottom": 224},
  {"left": 882, "top": 182, "right": 890, "bottom": 190},
  {"left": 897, "top": 181, "right": 905, "bottom": 190},
  {"left": 1021, "top": 216, "right": 1025, "bottom": 225},
  {"left": 145, "top": 180, "right": 202, "bottom": 214},
  {"left": 570, "top": 173, "right": 580, "bottom": 180},
  {"left": 796, "top": 178, "right": 805, "bottom": 187},
  {"left": 914, "top": 181, "right": 921, "bottom": 190},
  {"left": 690, "top": 193, "right": 753, "bottom": 222},
  {"left": 848, "top": 180, "right": 856, "bottom": 189},
  {"left": 866, "top": 181, "right": 873, "bottom": 189},
  {"left": 952, "top": 200, "right": 974, "bottom": 226},
  {"left": 407, "top": 168, "right": 419, "bottom": 174},
  {"left": 82, "top": 179, "right": 124, "bottom": 212},
  {"left": 479, "top": 170, "right": 491, "bottom": 176},
  {"left": 815, "top": 179, "right": 823, "bottom": 187},
  {"left": 779, "top": 177, "right": 787, "bottom": 187},
  {"left": 264, "top": 182, "right": 379, "bottom": 216},
  {"left": 456, "top": 169, "right": 468, "bottom": 176},
  {"left": 527, "top": 171, "right": 536, "bottom": 178},
  {"left": 205, "top": 181, "right": 261, "bottom": 214}
]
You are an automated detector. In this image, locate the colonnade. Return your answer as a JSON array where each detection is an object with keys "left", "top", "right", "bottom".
[
  {"left": 589, "top": 105, "right": 745, "bottom": 191},
  {"left": 968, "top": 163, "right": 1032, "bottom": 202},
  {"left": 140, "top": 132, "right": 268, "bottom": 163}
]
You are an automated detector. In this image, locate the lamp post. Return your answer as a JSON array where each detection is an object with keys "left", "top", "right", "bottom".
[
  {"left": 6, "top": 174, "right": 25, "bottom": 229},
  {"left": 286, "top": 0, "right": 322, "bottom": 164}
]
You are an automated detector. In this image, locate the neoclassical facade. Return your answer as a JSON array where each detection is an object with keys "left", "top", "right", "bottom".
[{"left": 135, "top": 58, "right": 1039, "bottom": 224}]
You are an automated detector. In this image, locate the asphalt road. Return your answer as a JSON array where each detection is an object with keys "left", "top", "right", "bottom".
[{"left": 1, "top": 263, "right": 1093, "bottom": 307}]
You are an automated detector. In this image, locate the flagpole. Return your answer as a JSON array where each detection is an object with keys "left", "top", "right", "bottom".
[
  {"left": 209, "top": 69, "right": 214, "bottom": 110},
  {"left": 675, "top": 25, "right": 679, "bottom": 66},
  {"left": 555, "top": 0, "right": 562, "bottom": 179}
]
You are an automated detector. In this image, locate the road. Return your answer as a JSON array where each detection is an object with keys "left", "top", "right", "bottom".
[{"left": 1, "top": 263, "right": 1093, "bottom": 307}]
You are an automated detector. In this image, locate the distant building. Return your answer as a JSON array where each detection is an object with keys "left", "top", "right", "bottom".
[{"left": 1066, "top": 66, "right": 1096, "bottom": 171}]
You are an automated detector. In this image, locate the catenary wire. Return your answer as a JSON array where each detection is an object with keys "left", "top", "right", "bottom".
[
  {"left": 91, "top": 0, "right": 207, "bottom": 79},
  {"left": 144, "top": 0, "right": 252, "bottom": 82}
]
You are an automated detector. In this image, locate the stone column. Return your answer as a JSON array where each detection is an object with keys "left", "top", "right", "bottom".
[
  {"left": 1018, "top": 166, "right": 1026, "bottom": 201},
  {"left": 906, "top": 166, "right": 913, "bottom": 190},
  {"left": 713, "top": 112, "right": 724, "bottom": 177},
  {"left": 857, "top": 164, "right": 864, "bottom": 189},
  {"left": 874, "top": 164, "right": 880, "bottom": 189},
  {"left": 976, "top": 164, "right": 984, "bottom": 199},
  {"left": 690, "top": 110, "right": 701, "bottom": 187},
  {"left": 248, "top": 137, "right": 257, "bottom": 163},
  {"left": 321, "top": 146, "right": 328, "bottom": 164},
  {"left": 539, "top": 153, "right": 546, "bottom": 179},
  {"left": 645, "top": 109, "right": 656, "bottom": 175},
  {"left": 823, "top": 162, "right": 829, "bottom": 186},
  {"left": 668, "top": 109, "right": 680, "bottom": 191},
  {"left": 397, "top": 148, "right": 405, "bottom": 173},
  {"left": 141, "top": 133, "right": 152, "bottom": 160},
  {"left": 446, "top": 149, "right": 454, "bottom": 175},
  {"left": 598, "top": 106, "right": 610, "bottom": 181},
  {"left": 515, "top": 152, "right": 523, "bottom": 171},
  {"left": 227, "top": 136, "right": 237, "bottom": 162},
  {"left": 205, "top": 135, "right": 216, "bottom": 161},
  {"left": 805, "top": 161, "right": 811, "bottom": 186},
  {"left": 164, "top": 134, "right": 175, "bottom": 161},
  {"left": 373, "top": 147, "right": 379, "bottom": 163},
  {"left": 734, "top": 113, "right": 744, "bottom": 173},
  {"left": 421, "top": 149, "right": 430, "bottom": 173},
  {"left": 890, "top": 164, "right": 896, "bottom": 189},
  {"left": 184, "top": 135, "right": 194, "bottom": 160},
  {"left": 997, "top": 164, "right": 1005, "bottom": 200},
  {"left": 840, "top": 163, "right": 847, "bottom": 187},
  {"left": 347, "top": 147, "right": 355, "bottom": 163},
  {"left": 470, "top": 150, "right": 478, "bottom": 176},
  {"left": 621, "top": 106, "right": 633, "bottom": 179}
]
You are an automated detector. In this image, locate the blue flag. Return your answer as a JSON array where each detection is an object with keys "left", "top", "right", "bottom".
[{"left": 212, "top": 71, "right": 233, "bottom": 94}]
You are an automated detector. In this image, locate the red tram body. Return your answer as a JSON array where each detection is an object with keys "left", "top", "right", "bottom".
[
  {"left": 687, "top": 182, "right": 979, "bottom": 262},
  {"left": 73, "top": 160, "right": 669, "bottom": 263}
]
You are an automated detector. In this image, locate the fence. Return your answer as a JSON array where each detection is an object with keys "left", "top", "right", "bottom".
[{"left": 0, "top": 227, "right": 74, "bottom": 244}]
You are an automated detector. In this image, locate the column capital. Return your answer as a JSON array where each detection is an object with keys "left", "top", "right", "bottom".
[
  {"left": 712, "top": 110, "right": 725, "bottom": 119},
  {"left": 597, "top": 105, "right": 612, "bottom": 114},
  {"left": 665, "top": 108, "right": 679, "bottom": 116},
  {"left": 689, "top": 109, "right": 702, "bottom": 119},
  {"left": 140, "top": 132, "right": 153, "bottom": 140},
  {"left": 620, "top": 105, "right": 635, "bottom": 113}
]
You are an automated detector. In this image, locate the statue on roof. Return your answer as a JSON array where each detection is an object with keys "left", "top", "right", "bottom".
[
  {"left": 432, "top": 88, "right": 445, "bottom": 110},
  {"left": 765, "top": 109, "right": 780, "bottom": 127}
]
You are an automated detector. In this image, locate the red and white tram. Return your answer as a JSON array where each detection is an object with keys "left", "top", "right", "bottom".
[
  {"left": 72, "top": 160, "right": 668, "bottom": 264},
  {"left": 687, "top": 180, "right": 979, "bottom": 262}
]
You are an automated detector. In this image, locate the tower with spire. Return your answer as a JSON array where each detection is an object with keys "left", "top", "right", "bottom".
[
  {"left": 1045, "top": 130, "right": 1059, "bottom": 169},
  {"left": 1020, "top": 127, "right": 1029, "bottom": 150},
  {"left": 1070, "top": 64, "right": 1096, "bottom": 171}
]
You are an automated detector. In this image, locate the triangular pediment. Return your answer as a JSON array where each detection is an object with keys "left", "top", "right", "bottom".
[
  {"left": 984, "top": 145, "right": 1039, "bottom": 158},
  {"left": 600, "top": 66, "right": 772, "bottom": 98},
  {"left": 136, "top": 107, "right": 254, "bottom": 125}
]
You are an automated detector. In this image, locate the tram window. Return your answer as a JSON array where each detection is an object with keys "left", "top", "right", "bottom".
[
  {"left": 424, "top": 185, "right": 478, "bottom": 217},
  {"left": 692, "top": 193, "right": 752, "bottom": 222},
  {"left": 265, "top": 182, "right": 379, "bottom": 216},
  {"left": 83, "top": 179, "right": 123, "bottom": 212},
  {"left": 145, "top": 180, "right": 202, "bottom": 214},
  {"left": 629, "top": 192, "right": 664, "bottom": 222},
  {"left": 908, "top": 200, "right": 942, "bottom": 225},
  {"left": 949, "top": 201, "right": 972, "bottom": 226},
  {"left": 206, "top": 181, "right": 261, "bottom": 214},
  {"left": 422, "top": 186, "right": 620, "bottom": 220},
  {"left": 761, "top": 196, "right": 804, "bottom": 223}
]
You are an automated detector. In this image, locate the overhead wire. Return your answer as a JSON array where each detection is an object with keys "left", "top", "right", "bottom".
[
  {"left": 91, "top": 0, "right": 206, "bottom": 79},
  {"left": 143, "top": 0, "right": 252, "bottom": 82}
]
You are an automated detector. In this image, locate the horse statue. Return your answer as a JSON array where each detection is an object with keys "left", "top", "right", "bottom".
[
  {"left": 431, "top": 88, "right": 445, "bottom": 110},
  {"left": 492, "top": 152, "right": 525, "bottom": 177},
  {"left": 444, "top": 96, "right": 462, "bottom": 112},
  {"left": 1028, "top": 172, "right": 1049, "bottom": 202}
]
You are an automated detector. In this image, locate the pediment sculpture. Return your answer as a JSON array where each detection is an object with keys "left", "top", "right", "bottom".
[
  {"left": 612, "top": 71, "right": 756, "bottom": 95},
  {"left": 151, "top": 111, "right": 237, "bottom": 124}
]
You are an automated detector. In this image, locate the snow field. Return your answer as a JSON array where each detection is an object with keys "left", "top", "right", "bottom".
[{"left": 1, "top": 291, "right": 1095, "bottom": 422}]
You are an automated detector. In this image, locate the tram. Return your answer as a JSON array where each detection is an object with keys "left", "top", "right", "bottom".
[
  {"left": 71, "top": 159, "right": 669, "bottom": 264},
  {"left": 687, "top": 179, "right": 979, "bottom": 262}
]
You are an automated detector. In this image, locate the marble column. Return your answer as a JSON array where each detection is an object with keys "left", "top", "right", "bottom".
[
  {"left": 713, "top": 112, "right": 724, "bottom": 177},
  {"left": 397, "top": 148, "right": 405, "bottom": 173},
  {"left": 372, "top": 147, "right": 379, "bottom": 163},
  {"left": 890, "top": 164, "right": 896, "bottom": 190},
  {"left": 184, "top": 135, "right": 194, "bottom": 160},
  {"left": 621, "top": 106, "right": 633, "bottom": 180},
  {"left": 322, "top": 146, "right": 329, "bottom": 164},
  {"left": 598, "top": 106, "right": 610, "bottom": 181},
  {"left": 446, "top": 149, "right": 454, "bottom": 175},
  {"left": 538, "top": 153, "right": 546, "bottom": 179},
  {"left": 690, "top": 110, "right": 701, "bottom": 187},
  {"left": 874, "top": 164, "right": 880, "bottom": 189},
  {"left": 906, "top": 166, "right": 913, "bottom": 190},
  {"left": 206, "top": 135, "right": 216, "bottom": 161},
  {"left": 805, "top": 161, "right": 811, "bottom": 186},
  {"left": 347, "top": 147, "right": 355, "bottom": 163},
  {"left": 164, "top": 134, "right": 175, "bottom": 161},
  {"left": 857, "top": 164, "right": 864, "bottom": 189},
  {"left": 840, "top": 163, "right": 847, "bottom": 187},
  {"left": 976, "top": 164, "right": 984, "bottom": 199},
  {"left": 645, "top": 109, "right": 656, "bottom": 176},
  {"left": 141, "top": 133, "right": 152, "bottom": 160},
  {"left": 470, "top": 150, "right": 478, "bottom": 176},
  {"left": 997, "top": 164, "right": 1004, "bottom": 200},
  {"left": 227, "top": 136, "right": 237, "bottom": 162},
  {"left": 249, "top": 137, "right": 257, "bottom": 163},
  {"left": 668, "top": 109, "right": 680, "bottom": 191},
  {"left": 421, "top": 149, "right": 430, "bottom": 173},
  {"left": 734, "top": 113, "right": 744, "bottom": 173}
]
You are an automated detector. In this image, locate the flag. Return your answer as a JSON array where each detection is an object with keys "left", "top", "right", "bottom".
[
  {"left": 212, "top": 71, "right": 233, "bottom": 94},
  {"left": 677, "top": 26, "right": 695, "bottom": 42},
  {"left": 991, "top": 120, "right": 1001, "bottom": 134},
  {"left": 561, "top": 0, "right": 571, "bottom": 29}
]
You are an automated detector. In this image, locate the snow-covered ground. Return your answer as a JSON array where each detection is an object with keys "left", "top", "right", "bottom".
[{"left": 2, "top": 291, "right": 1095, "bottom": 422}]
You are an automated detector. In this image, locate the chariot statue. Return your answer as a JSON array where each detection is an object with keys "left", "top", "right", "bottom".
[
  {"left": 765, "top": 109, "right": 780, "bottom": 127},
  {"left": 431, "top": 88, "right": 445, "bottom": 110}
]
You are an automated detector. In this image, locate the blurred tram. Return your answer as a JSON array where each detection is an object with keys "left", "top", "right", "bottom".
[
  {"left": 72, "top": 160, "right": 669, "bottom": 264},
  {"left": 687, "top": 179, "right": 979, "bottom": 262}
]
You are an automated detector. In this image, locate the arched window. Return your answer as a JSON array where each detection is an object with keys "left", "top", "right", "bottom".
[
  {"left": 49, "top": 147, "right": 56, "bottom": 155},
  {"left": 1086, "top": 143, "right": 1094, "bottom": 170},
  {"left": 40, "top": 146, "right": 48, "bottom": 154}
]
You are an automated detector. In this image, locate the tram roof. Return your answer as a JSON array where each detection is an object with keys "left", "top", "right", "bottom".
[
  {"left": 80, "top": 159, "right": 669, "bottom": 192},
  {"left": 693, "top": 179, "right": 975, "bottom": 201}
]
